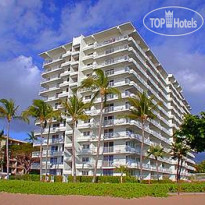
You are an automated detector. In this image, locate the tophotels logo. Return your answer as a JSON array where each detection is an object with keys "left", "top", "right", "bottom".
[{"left": 143, "top": 6, "right": 204, "bottom": 36}]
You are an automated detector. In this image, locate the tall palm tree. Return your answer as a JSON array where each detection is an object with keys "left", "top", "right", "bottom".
[
  {"left": 61, "top": 94, "right": 90, "bottom": 182},
  {"left": 147, "top": 145, "right": 165, "bottom": 181},
  {"left": 0, "top": 99, "right": 24, "bottom": 179},
  {"left": 79, "top": 69, "right": 121, "bottom": 183},
  {"left": 170, "top": 141, "right": 190, "bottom": 182},
  {"left": 22, "top": 99, "right": 51, "bottom": 180},
  {"left": 121, "top": 92, "right": 162, "bottom": 181},
  {"left": 25, "top": 131, "right": 38, "bottom": 143},
  {"left": 44, "top": 108, "right": 62, "bottom": 178}
]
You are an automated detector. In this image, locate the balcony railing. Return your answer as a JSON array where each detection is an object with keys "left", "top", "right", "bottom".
[
  {"left": 103, "top": 147, "right": 114, "bottom": 153},
  {"left": 104, "top": 119, "right": 114, "bottom": 126}
]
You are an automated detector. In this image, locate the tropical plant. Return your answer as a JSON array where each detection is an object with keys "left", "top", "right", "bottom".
[
  {"left": 9, "top": 143, "right": 39, "bottom": 174},
  {"left": 114, "top": 165, "right": 129, "bottom": 183},
  {"left": 25, "top": 131, "right": 38, "bottom": 144},
  {"left": 176, "top": 112, "right": 205, "bottom": 153},
  {"left": 195, "top": 160, "right": 205, "bottom": 173},
  {"left": 22, "top": 99, "right": 51, "bottom": 180},
  {"left": 61, "top": 94, "right": 90, "bottom": 182},
  {"left": 170, "top": 140, "right": 190, "bottom": 182},
  {"left": 79, "top": 69, "right": 121, "bottom": 183},
  {"left": 147, "top": 145, "right": 165, "bottom": 181},
  {"left": 0, "top": 99, "right": 24, "bottom": 179},
  {"left": 120, "top": 92, "right": 162, "bottom": 181}
]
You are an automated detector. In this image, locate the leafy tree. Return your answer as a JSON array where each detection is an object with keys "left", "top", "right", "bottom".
[
  {"left": 22, "top": 99, "right": 51, "bottom": 180},
  {"left": 79, "top": 69, "right": 121, "bottom": 183},
  {"left": 114, "top": 165, "right": 129, "bottom": 183},
  {"left": 0, "top": 99, "right": 25, "bottom": 179},
  {"left": 195, "top": 160, "right": 205, "bottom": 173},
  {"left": 61, "top": 94, "right": 90, "bottom": 182},
  {"left": 120, "top": 92, "right": 161, "bottom": 181},
  {"left": 9, "top": 143, "right": 39, "bottom": 174},
  {"left": 170, "top": 140, "right": 190, "bottom": 182},
  {"left": 147, "top": 145, "right": 165, "bottom": 181},
  {"left": 176, "top": 112, "right": 205, "bottom": 153},
  {"left": 25, "top": 131, "right": 38, "bottom": 144}
]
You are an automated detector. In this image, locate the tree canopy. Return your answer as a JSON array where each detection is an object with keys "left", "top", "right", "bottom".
[{"left": 176, "top": 112, "right": 205, "bottom": 152}]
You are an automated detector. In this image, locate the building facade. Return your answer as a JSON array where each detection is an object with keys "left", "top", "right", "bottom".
[
  {"left": 0, "top": 136, "right": 27, "bottom": 175},
  {"left": 32, "top": 22, "right": 195, "bottom": 180}
]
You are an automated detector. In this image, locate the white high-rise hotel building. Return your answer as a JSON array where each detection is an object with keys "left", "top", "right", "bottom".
[{"left": 32, "top": 23, "right": 195, "bottom": 180}]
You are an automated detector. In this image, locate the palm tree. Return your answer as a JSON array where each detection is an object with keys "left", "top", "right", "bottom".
[
  {"left": 22, "top": 99, "right": 51, "bottom": 181},
  {"left": 121, "top": 92, "right": 162, "bottom": 181},
  {"left": 44, "top": 108, "right": 62, "bottom": 178},
  {"left": 0, "top": 99, "right": 24, "bottom": 179},
  {"left": 147, "top": 145, "right": 165, "bottom": 181},
  {"left": 115, "top": 165, "right": 128, "bottom": 183},
  {"left": 79, "top": 69, "right": 121, "bottom": 183},
  {"left": 170, "top": 141, "right": 190, "bottom": 182},
  {"left": 61, "top": 94, "right": 90, "bottom": 182},
  {"left": 25, "top": 131, "right": 38, "bottom": 143}
]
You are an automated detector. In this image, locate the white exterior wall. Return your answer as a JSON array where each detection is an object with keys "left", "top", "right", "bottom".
[{"left": 32, "top": 22, "right": 195, "bottom": 180}]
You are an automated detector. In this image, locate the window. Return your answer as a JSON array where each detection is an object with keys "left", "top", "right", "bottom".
[
  {"left": 82, "top": 171, "right": 89, "bottom": 176},
  {"left": 125, "top": 102, "right": 130, "bottom": 109},
  {"left": 87, "top": 63, "right": 93, "bottom": 66},
  {"left": 105, "top": 103, "right": 114, "bottom": 112},
  {"left": 53, "top": 123, "right": 60, "bottom": 128},
  {"left": 125, "top": 78, "right": 130, "bottom": 84},
  {"left": 82, "top": 157, "right": 89, "bottom": 163},
  {"left": 51, "top": 146, "right": 58, "bottom": 152},
  {"left": 84, "top": 119, "right": 90, "bottom": 123},
  {"left": 105, "top": 48, "right": 114, "bottom": 54},
  {"left": 125, "top": 90, "right": 130, "bottom": 96},
  {"left": 85, "top": 95, "right": 91, "bottom": 100},
  {"left": 105, "top": 59, "right": 114, "bottom": 65},
  {"left": 50, "top": 157, "right": 57, "bottom": 164},
  {"left": 105, "top": 69, "right": 114, "bottom": 76},
  {"left": 82, "top": 144, "right": 90, "bottom": 150},
  {"left": 108, "top": 80, "right": 114, "bottom": 87},
  {"left": 107, "top": 93, "right": 114, "bottom": 99},
  {"left": 104, "top": 129, "right": 114, "bottom": 138},
  {"left": 88, "top": 53, "right": 93, "bottom": 56},
  {"left": 103, "top": 169, "right": 113, "bottom": 176},
  {"left": 83, "top": 131, "right": 90, "bottom": 136}
]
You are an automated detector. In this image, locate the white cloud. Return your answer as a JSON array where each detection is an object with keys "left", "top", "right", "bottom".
[{"left": 0, "top": 55, "right": 41, "bottom": 133}]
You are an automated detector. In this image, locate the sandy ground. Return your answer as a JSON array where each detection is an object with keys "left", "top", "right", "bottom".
[{"left": 0, "top": 193, "right": 205, "bottom": 205}]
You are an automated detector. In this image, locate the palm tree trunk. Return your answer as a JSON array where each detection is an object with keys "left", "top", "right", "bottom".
[
  {"left": 156, "top": 158, "right": 159, "bottom": 181},
  {"left": 93, "top": 96, "right": 104, "bottom": 183},
  {"left": 176, "top": 157, "right": 180, "bottom": 182},
  {"left": 6, "top": 121, "right": 10, "bottom": 179},
  {"left": 140, "top": 120, "right": 145, "bottom": 182},
  {"left": 39, "top": 126, "right": 43, "bottom": 181},
  {"left": 121, "top": 171, "right": 123, "bottom": 183},
  {"left": 45, "top": 124, "right": 51, "bottom": 179},
  {"left": 72, "top": 121, "right": 77, "bottom": 182},
  {"left": 179, "top": 158, "right": 183, "bottom": 181}
]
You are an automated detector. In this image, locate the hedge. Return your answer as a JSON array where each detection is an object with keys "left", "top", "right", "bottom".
[{"left": 0, "top": 180, "right": 205, "bottom": 198}]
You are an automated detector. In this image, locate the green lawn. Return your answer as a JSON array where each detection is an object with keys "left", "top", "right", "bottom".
[{"left": 0, "top": 180, "right": 205, "bottom": 198}]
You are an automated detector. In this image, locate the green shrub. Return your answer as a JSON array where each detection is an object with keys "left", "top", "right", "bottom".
[
  {"left": 0, "top": 180, "right": 204, "bottom": 198},
  {"left": 68, "top": 176, "right": 138, "bottom": 183},
  {"left": 54, "top": 175, "right": 63, "bottom": 182},
  {"left": 9, "top": 174, "right": 40, "bottom": 181},
  {"left": 141, "top": 179, "right": 174, "bottom": 184}
]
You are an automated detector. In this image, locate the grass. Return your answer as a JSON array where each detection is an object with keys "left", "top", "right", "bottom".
[{"left": 0, "top": 180, "right": 205, "bottom": 198}]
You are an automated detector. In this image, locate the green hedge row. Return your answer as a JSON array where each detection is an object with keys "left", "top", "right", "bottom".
[
  {"left": 67, "top": 176, "right": 138, "bottom": 183},
  {"left": 0, "top": 180, "right": 205, "bottom": 198},
  {"left": 9, "top": 175, "right": 175, "bottom": 184},
  {"left": 10, "top": 174, "right": 63, "bottom": 182}
]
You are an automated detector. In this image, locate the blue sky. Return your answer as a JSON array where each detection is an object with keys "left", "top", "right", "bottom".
[{"left": 0, "top": 0, "right": 204, "bottom": 161}]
